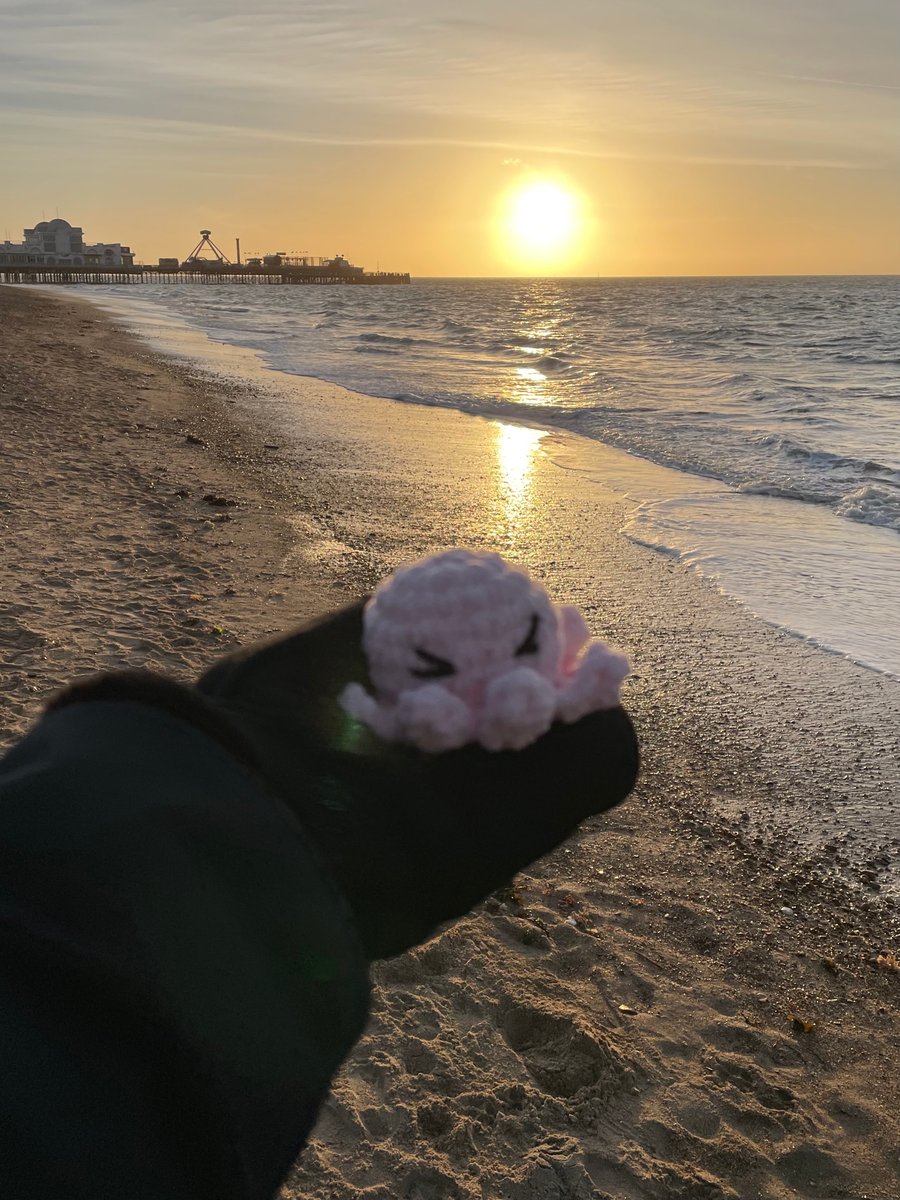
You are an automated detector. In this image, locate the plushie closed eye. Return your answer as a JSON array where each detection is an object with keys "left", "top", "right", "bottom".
[
  {"left": 411, "top": 646, "right": 456, "bottom": 679},
  {"left": 514, "top": 614, "right": 540, "bottom": 657}
]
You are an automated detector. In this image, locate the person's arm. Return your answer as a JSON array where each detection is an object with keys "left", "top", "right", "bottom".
[
  {"left": 0, "top": 601, "right": 639, "bottom": 1198},
  {"left": 0, "top": 700, "right": 369, "bottom": 1200}
]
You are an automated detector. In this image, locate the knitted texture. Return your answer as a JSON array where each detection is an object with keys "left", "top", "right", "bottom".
[{"left": 340, "top": 549, "right": 629, "bottom": 752}]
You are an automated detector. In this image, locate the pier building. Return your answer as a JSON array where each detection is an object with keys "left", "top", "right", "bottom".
[{"left": 0, "top": 218, "right": 134, "bottom": 268}]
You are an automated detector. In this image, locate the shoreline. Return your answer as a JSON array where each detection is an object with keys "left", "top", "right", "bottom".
[
  {"left": 68, "top": 279, "right": 900, "bottom": 684},
  {"left": 2, "top": 284, "right": 899, "bottom": 1198}
]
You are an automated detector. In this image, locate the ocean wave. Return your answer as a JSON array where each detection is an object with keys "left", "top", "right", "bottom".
[
  {"left": 834, "top": 484, "right": 900, "bottom": 531},
  {"left": 749, "top": 432, "right": 814, "bottom": 457},
  {"left": 534, "top": 354, "right": 575, "bottom": 374},
  {"left": 358, "top": 332, "right": 416, "bottom": 346},
  {"left": 832, "top": 352, "right": 900, "bottom": 366},
  {"left": 863, "top": 460, "right": 900, "bottom": 481},
  {"left": 736, "top": 481, "right": 835, "bottom": 505},
  {"left": 748, "top": 433, "right": 900, "bottom": 480}
]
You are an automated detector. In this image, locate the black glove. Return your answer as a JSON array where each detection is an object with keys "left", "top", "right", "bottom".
[
  {"left": 54, "top": 602, "right": 639, "bottom": 960},
  {"left": 195, "top": 600, "right": 639, "bottom": 957}
]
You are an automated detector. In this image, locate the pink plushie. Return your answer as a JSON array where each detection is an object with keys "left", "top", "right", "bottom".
[{"left": 339, "top": 549, "right": 629, "bottom": 753}]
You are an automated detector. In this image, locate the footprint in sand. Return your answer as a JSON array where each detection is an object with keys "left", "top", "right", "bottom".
[{"left": 500, "top": 1004, "right": 629, "bottom": 1101}]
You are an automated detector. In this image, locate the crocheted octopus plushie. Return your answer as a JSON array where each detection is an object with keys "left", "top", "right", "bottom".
[{"left": 339, "top": 549, "right": 629, "bottom": 753}]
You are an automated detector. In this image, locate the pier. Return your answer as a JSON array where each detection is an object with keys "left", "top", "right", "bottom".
[{"left": 0, "top": 264, "right": 410, "bottom": 286}]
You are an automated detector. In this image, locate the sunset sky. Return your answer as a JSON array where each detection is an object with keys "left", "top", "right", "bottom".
[{"left": 2, "top": 0, "right": 899, "bottom": 276}]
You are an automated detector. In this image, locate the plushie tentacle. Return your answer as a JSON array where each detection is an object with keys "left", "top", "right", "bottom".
[
  {"left": 556, "top": 642, "right": 629, "bottom": 723},
  {"left": 558, "top": 604, "right": 590, "bottom": 675},
  {"left": 394, "top": 684, "right": 474, "bottom": 753},
  {"left": 479, "top": 667, "right": 557, "bottom": 752},
  {"left": 338, "top": 683, "right": 398, "bottom": 741}
]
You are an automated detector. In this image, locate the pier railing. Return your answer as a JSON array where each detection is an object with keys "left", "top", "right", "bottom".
[{"left": 0, "top": 264, "right": 410, "bottom": 286}]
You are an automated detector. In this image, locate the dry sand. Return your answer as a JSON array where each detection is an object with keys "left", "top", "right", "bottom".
[{"left": 1, "top": 285, "right": 899, "bottom": 1200}]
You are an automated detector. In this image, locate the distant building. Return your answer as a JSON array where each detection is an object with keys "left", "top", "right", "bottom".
[{"left": 0, "top": 218, "right": 134, "bottom": 267}]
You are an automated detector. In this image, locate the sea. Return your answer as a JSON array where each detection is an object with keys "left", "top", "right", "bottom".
[{"left": 74, "top": 276, "right": 900, "bottom": 678}]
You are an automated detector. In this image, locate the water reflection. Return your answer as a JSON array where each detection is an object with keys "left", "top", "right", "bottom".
[
  {"left": 505, "top": 365, "right": 553, "bottom": 406},
  {"left": 504, "top": 291, "right": 567, "bottom": 406},
  {"left": 494, "top": 422, "right": 545, "bottom": 530}
]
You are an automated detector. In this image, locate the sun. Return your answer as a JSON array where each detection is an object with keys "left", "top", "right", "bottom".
[{"left": 498, "top": 178, "right": 585, "bottom": 269}]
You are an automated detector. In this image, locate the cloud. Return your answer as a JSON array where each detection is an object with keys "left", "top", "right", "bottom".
[
  {"left": 1, "top": 0, "right": 898, "bottom": 173},
  {"left": 1, "top": 107, "right": 873, "bottom": 172},
  {"left": 783, "top": 73, "right": 900, "bottom": 95}
]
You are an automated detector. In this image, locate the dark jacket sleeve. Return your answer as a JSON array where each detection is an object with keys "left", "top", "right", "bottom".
[{"left": 0, "top": 702, "right": 370, "bottom": 1200}]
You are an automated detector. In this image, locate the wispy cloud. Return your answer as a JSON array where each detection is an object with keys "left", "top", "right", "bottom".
[
  {"left": 3, "top": 0, "right": 898, "bottom": 169},
  {"left": 1, "top": 107, "right": 872, "bottom": 172},
  {"left": 783, "top": 73, "right": 900, "bottom": 95}
]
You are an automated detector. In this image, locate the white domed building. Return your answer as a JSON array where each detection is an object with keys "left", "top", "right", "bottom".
[{"left": 0, "top": 218, "right": 134, "bottom": 268}]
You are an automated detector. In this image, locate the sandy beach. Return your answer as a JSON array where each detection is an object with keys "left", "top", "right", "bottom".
[{"left": 2, "top": 284, "right": 899, "bottom": 1199}]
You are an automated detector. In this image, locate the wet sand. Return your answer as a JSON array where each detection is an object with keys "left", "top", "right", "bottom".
[{"left": 2, "top": 284, "right": 899, "bottom": 1200}]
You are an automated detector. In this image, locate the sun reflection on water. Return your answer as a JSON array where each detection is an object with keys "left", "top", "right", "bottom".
[
  {"left": 494, "top": 422, "right": 545, "bottom": 531},
  {"left": 508, "top": 365, "right": 554, "bottom": 405}
]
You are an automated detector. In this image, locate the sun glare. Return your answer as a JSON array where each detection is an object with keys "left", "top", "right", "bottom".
[{"left": 499, "top": 179, "right": 585, "bottom": 269}]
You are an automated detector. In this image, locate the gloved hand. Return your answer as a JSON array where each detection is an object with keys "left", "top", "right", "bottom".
[
  {"left": 54, "top": 601, "right": 639, "bottom": 960},
  {"left": 195, "top": 600, "right": 639, "bottom": 958}
]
